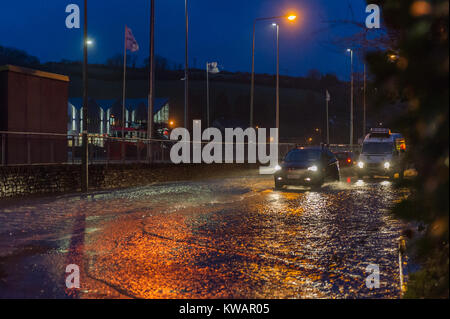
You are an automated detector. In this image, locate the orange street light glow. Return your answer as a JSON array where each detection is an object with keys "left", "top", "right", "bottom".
[
  {"left": 390, "top": 54, "right": 399, "bottom": 60},
  {"left": 287, "top": 15, "right": 297, "bottom": 21}
]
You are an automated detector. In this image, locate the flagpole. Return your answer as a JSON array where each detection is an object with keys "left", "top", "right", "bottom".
[
  {"left": 122, "top": 26, "right": 127, "bottom": 162},
  {"left": 326, "top": 90, "right": 330, "bottom": 145},
  {"left": 206, "top": 62, "right": 210, "bottom": 127}
]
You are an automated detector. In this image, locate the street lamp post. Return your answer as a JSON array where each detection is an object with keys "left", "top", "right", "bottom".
[
  {"left": 273, "top": 23, "right": 280, "bottom": 133},
  {"left": 184, "top": 0, "right": 189, "bottom": 130},
  {"left": 347, "top": 48, "right": 354, "bottom": 146},
  {"left": 147, "top": 0, "right": 155, "bottom": 162},
  {"left": 249, "top": 14, "right": 296, "bottom": 128},
  {"left": 250, "top": 19, "right": 257, "bottom": 129},
  {"left": 81, "top": 0, "right": 89, "bottom": 192},
  {"left": 363, "top": 63, "right": 366, "bottom": 138}
]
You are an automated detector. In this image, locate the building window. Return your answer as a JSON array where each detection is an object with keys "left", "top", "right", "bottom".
[
  {"left": 80, "top": 107, "right": 83, "bottom": 132},
  {"left": 107, "top": 109, "right": 111, "bottom": 135},
  {"left": 72, "top": 105, "right": 76, "bottom": 131},
  {"left": 100, "top": 107, "right": 104, "bottom": 135}
]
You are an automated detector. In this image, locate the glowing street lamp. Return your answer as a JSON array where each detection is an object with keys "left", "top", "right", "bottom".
[
  {"left": 287, "top": 15, "right": 297, "bottom": 21},
  {"left": 250, "top": 13, "right": 297, "bottom": 128},
  {"left": 388, "top": 53, "right": 400, "bottom": 62}
]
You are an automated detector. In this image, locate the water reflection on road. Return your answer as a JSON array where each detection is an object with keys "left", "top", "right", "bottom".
[{"left": 0, "top": 175, "right": 409, "bottom": 298}]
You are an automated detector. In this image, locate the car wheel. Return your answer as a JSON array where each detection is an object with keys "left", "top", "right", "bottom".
[
  {"left": 334, "top": 170, "right": 340, "bottom": 182},
  {"left": 274, "top": 180, "right": 284, "bottom": 190},
  {"left": 311, "top": 182, "right": 323, "bottom": 190},
  {"left": 312, "top": 178, "right": 324, "bottom": 189}
]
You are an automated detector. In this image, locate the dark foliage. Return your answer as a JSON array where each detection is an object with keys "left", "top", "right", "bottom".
[
  {"left": 0, "top": 45, "right": 40, "bottom": 67},
  {"left": 367, "top": 0, "right": 449, "bottom": 298}
]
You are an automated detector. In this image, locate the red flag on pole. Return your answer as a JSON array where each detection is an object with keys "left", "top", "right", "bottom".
[{"left": 125, "top": 26, "right": 139, "bottom": 52}]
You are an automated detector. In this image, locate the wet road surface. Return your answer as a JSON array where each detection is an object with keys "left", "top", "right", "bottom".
[{"left": 0, "top": 173, "right": 409, "bottom": 298}]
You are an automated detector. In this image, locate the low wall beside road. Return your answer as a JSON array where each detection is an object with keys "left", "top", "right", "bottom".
[{"left": 0, "top": 163, "right": 259, "bottom": 199}]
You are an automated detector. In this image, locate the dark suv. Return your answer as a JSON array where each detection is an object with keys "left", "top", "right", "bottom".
[{"left": 274, "top": 146, "right": 340, "bottom": 189}]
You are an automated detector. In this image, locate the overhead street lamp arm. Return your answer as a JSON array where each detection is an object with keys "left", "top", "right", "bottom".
[
  {"left": 254, "top": 14, "right": 295, "bottom": 23},
  {"left": 254, "top": 16, "right": 285, "bottom": 22}
]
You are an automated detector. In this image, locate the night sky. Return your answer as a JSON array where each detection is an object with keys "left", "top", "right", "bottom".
[{"left": 0, "top": 0, "right": 369, "bottom": 79}]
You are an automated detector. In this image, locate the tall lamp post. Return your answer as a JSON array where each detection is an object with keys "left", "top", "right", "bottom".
[
  {"left": 81, "top": 0, "right": 89, "bottom": 192},
  {"left": 250, "top": 14, "right": 296, "bottom": 128},
  {"left": 147, "top": 0, "right": 155, "bottom": 162},
  {"left": 347, "top": 48, "right": 354, "bottom": 146},
  {"left": 184, "top": 0, "right": 189, "bottom": 130},
  {"left": 272, "top": 23, "right": 280, "bottom": 132},
  {"left": 363, "top": 63, "right": 366, "bottom": 138}
]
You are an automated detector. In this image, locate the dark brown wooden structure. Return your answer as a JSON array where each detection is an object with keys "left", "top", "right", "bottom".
[{"left": 0, "top": 65, "right": 70, "bottom": 165}]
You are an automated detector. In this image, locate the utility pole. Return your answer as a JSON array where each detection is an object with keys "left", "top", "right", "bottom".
[
  {"left": 147, "top": 0, "right": 155, "bottom": 162},
  {"left": 81, "top": 0, "right": 89, "bottom": 192}
]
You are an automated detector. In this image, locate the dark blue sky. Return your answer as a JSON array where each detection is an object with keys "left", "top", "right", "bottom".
[{"left": 0, "top": 0, "right": 369, "bottom": 79}]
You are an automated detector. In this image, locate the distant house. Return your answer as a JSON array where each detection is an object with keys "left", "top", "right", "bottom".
[{"left": 68, "top": 97, "right": 170, "bottom": 137}]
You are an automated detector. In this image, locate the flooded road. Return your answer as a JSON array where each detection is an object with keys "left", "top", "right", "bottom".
[{"left": 0, "top": 174, "right": 409, "bottom": 298}]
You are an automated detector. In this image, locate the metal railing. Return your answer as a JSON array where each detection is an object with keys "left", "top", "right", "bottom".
[
  {"left": 0, "top": 131, "right": 174, "bottom": 166},
  {"left": 0, "top": 131, "right": 360, "bottom": 166}
]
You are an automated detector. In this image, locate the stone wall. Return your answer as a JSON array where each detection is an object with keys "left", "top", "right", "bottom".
[{"left": 0, "top": 163, "right": 259, "bottom": 199}]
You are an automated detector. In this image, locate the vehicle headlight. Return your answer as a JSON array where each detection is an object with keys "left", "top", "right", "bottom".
[
  {"left": 384, "top": 162, "right": 391, "bottom": 169},
  {"left": 358, "top": 162, "right": 365, "bottom": 169},
  {"left": 275, "top": 164, "right": 282, "bottom": 171},
  {"left": 307, "top": 165, "right": 318, "bottom": 172}
]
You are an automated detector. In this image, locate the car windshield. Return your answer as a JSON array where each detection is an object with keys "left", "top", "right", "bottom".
[
  {"left": 362, "top": 142, "right": 393, "bottom": 154},
  {"left": 284, "top": 149, "right": 321, "bottom": 163}
]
